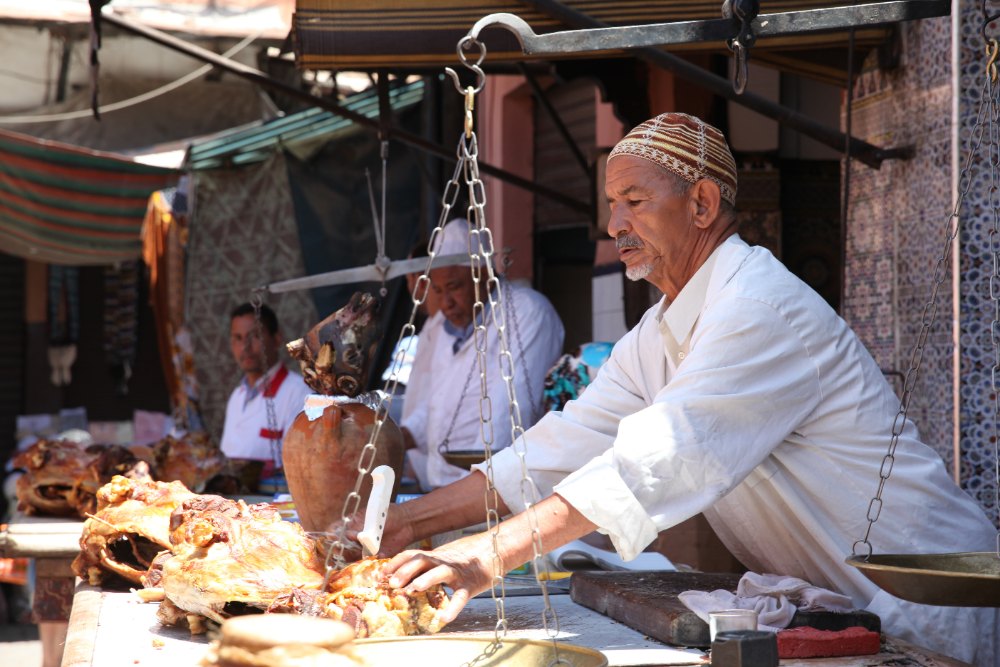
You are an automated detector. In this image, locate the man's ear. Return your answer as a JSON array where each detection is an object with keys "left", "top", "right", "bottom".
[{"left": 690, "top": 179, "right": 722, "bottom": 229}]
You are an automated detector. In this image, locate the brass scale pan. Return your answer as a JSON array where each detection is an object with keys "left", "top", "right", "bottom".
[{"left": 846, "top": 553, "right": 1000, "bottom": 607}]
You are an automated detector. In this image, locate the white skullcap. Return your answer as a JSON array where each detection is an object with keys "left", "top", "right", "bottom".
[{"left": 432, "top": 217, "right": 472, "bottom": 258}]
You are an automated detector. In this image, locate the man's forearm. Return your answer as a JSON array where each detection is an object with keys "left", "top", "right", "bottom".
[
  {"left": 494, "top": 492, "right": 597, "bottom": 570},
  {"left": 399, "top": 471, "right": 509, "bottom": 541}
]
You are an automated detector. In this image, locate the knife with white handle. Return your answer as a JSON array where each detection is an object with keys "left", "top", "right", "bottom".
[{"left": 357, "top": 465, "right": 395, "bottom": 558}]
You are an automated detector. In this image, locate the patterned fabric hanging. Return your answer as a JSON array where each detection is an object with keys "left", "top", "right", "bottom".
[
  {"left": 48, "top": 265, "right": 80, "bottom": 387},
  {"left": 103, "top": 260, "right": 139, "bottom": 396}
]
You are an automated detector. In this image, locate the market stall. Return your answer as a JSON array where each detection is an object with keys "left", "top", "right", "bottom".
[{"left": 60, "top": 581, "right": 969, "bottom": 667}]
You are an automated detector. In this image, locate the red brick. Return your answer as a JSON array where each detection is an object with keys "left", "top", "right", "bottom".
[{"left": 777, "top": 626, "right": 881, "bottom": 658}]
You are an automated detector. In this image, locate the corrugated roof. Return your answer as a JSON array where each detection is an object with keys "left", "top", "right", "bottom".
[{"left": 185, "top": 79, "right": 424, "bottom": 171}]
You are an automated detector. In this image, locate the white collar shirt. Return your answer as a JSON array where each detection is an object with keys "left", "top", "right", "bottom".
[
  {"left": 476, "top": 235, "right": 999, "bottom": 664},
  {"left": 220, "top": 362, "right": 312, "bottom": 463},
  {"left": 402, "top": 282, "right": 564, "bottom": 490}
]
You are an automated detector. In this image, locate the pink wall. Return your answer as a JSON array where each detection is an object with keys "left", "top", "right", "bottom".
[
  {"left": 594, "top": 92, "right": 625, "bottom": 263},
  {"left": 479, "top": 75, "right": 534, "bottom": 281}
]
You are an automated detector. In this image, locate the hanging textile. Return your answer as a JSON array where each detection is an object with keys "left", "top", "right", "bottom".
[
  {"left": 102, "top": 260, "right": 139, "bottom": 396},
  {"left": 140, "top": 187, "right": 202, "bottom": 431},
  {"left": 47, "top": 265, "right": 80, "bottom": 386},
  {"left": 0, "top": 128, "right": 176, "bottom": 265},
  {"left": 185, "top": 152, "right": 317, "bottom": 441}
]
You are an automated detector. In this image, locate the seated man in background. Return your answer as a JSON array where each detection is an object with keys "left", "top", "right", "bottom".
[
  {"left": 220, "top": 303, "right": 311, "bottom": 491},
  {"left": 400, "top": 218, "right": 565, "bottom": 490}
]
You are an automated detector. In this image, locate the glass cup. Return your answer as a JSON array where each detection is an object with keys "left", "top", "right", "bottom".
[{"left": 709, "top": 609, "right": 759, "bottom": 641}]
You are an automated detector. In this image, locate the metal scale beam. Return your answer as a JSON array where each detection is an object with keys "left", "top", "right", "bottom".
[{"left": 497, "top": 0, "right": 951, "bottom": 169}]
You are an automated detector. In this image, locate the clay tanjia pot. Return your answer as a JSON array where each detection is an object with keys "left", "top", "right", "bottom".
[{"left": 282, "top": 400, "right": 404, "bottom": 534}]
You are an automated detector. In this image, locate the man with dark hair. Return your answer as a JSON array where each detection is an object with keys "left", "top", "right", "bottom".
[{"left": 220, "top": 302, "right": 311, "bottom": 489}]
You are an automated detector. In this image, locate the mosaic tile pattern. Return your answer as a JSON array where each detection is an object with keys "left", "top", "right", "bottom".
[
  {"left": 956, "top": 0, "right": 1000, "bottom": 523},
  {"left": 844, "top": 3, "right": 998, "bottom": 523}
]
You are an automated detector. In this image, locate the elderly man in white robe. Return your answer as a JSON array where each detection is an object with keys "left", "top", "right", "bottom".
[
  {"left": 376, "top": 113, "right": 999, "bottom": 665},
  {"left": 400, "top": 217, "right": 565, "bottom": 490}
]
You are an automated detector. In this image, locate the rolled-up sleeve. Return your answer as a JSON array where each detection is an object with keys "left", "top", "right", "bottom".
[{"left": 482, "top": 297, "right": 824, "bottom": 562}]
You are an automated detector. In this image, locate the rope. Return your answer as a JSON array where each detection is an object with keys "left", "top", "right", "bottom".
[{"left": 0, "top": 31, "right": 261, "bottom": 125}]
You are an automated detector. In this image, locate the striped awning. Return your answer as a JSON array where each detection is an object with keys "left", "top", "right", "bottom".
[
  {"left": 293, "top": 1, "right": 893, "bottom": 83},
  {"left": 0, "top": 129, "right": 178, "bottom": 266}
]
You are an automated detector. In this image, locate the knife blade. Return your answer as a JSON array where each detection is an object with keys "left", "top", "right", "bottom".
[{"left": 357, "top": 464, "right": 395, "bottom": 558}]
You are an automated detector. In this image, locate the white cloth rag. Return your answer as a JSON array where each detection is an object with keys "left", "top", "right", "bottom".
[{"left": 678, "top": 572, "right": 856, "bottom": 632}]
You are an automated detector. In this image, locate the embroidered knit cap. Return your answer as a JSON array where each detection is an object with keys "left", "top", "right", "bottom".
[{"left": 608, "top": 112, "right": 738, "bottom": 206}]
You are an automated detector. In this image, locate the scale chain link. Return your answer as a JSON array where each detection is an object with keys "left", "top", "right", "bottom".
[
  {"left": 459, "top": 65, "right": 566, "bottom": 664},
  {"left": 326, "top": 37, "right": 567, "bottom": 661},
  {"left": 853, "top": 72, "right": 998, "bottom": 559},
  {"left": 990, "top": 59, "right": 1000, "bottom": 558},
  {"left": 322, "top": 161, "right": 465, "bottom": 580}
]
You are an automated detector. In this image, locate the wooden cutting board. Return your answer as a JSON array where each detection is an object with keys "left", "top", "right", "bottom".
[{"left": 569, "top": 571, "right": 880, "bottom": 648}]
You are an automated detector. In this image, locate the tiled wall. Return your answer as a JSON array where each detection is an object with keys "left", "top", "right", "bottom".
[{"left": 843, "top": 3, "right": 998, "bottom": 523}]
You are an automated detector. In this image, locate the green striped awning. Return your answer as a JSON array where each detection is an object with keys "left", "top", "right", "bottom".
[
  {"left": 185, "top": 78, "right": 425, "bottom": 170},
  {"left": 0, "top": 129, "right": 178, "bottom": 266}
]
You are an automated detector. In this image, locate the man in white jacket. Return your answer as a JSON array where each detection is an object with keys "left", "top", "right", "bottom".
[
  {"left": 379, "top": 113, "right": 999, "bottom": 665},
  {"left": 400, "top": 218, "right": 565, "bottom": 490},
  {"left": 220, "top": 303, "right": 310, "bottom": 489}
]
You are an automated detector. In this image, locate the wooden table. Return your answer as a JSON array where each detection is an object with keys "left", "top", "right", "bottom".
[
  {"left": 0, "top": 513, "right": 84, "bottom": 621},
  {"left": 60, "top": 583, "right": 971, "bottom": 667},
  {"left": 0, "top": 513, "right": 86, "bottom": 667}
]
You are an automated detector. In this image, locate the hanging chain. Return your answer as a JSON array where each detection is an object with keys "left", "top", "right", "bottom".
[
  {"left": 438, "top": 355, "right": 478, "bottom": 454},
  {"left": 506, "top": 291, "right": 540, "bottom": 425},
  {"left": 250, "top": 289, "right": 281, "bottom": 472},
  {"left": 853, "top": 53, "right": 997, "bottom": 559},
  {"left": 445, "top": 36, "right": 565, "bottom": 661},
  {"left": 988, "top": 39, "right": 1000, "bottom": 557}
]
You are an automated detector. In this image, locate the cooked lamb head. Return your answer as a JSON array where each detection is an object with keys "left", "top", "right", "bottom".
[
  {"left": 160, "top": 496, "right": 325, "bottom": 625},
  {"left": 287, "top": 292, "right": 381, "bottom": 397},
  {"left": 14, "top": 440, "right": 96, "bottom": 517},
  {"left": 72, "top": 475, "right": 197, "bottom": 586},
  {"left": 68, "top": 444, "right": 152, "bottom": 517}
]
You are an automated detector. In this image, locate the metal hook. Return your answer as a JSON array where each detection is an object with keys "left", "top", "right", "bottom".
[
  {"left": 989, "top": 39, "right": 1000, "bottom": 83},
  {"left": 724, "top": 0, "right": 758, "bottom": 95},
  {"left": 983, "top": 0, "right": 1000, "bottom": 42},
  {"left": 444, "top": 35, "right": 487, "bottom": 96},
  {"left": 731, "top": 40, "right": 748, "bottom": 95}
]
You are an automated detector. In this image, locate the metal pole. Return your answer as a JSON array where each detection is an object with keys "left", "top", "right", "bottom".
[
  {"left": 99, "top": 11, "right": 590, "bottom": 213},
  {"left": 522, "top": 0, "right": 911, "bottom": 169}
]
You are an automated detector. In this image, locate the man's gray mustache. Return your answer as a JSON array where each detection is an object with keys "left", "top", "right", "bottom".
[{"left": 616, "top": 235, "right": 644, "bottom": 249}]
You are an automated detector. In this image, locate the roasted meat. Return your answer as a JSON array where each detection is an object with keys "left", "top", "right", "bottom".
[
  {"left": 287, "top": 292, "right": 381, "bottom": 397},
  {"left": 72, "top": 475, "right": 197, "bottom": 586},
  {"left": 311, "top": 558, "right": 448, "bottom": 637},
  {"left": 13, "top": 440, "right": 93, "bottom": 517},
  {"left": 67, "top": 444, "right": 152, "bottom": 517},
  {"left": 10, "top": 439, "right": 148, "bottom": 518},
  {"left": 158, "top": 496, "right": 325, "bottom": 626},
  {"left": 152, "top": 431, "right": 227, "bottom": 493},
  {"left": 282, "top": 398, "right": 404, "bottom": 533}
]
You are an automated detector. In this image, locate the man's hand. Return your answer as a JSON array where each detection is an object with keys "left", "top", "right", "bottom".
[
  {"left": 323, "top": 502, "right": 416, "bottom": 559},
  {"left": 382, "top": 491, "right": 597, "bottom": 625},
  {"left": 376, "top": 503, "right": 417, "bottom": 556},
  {"left": 383, "top": 531, "right": 497, "bottom": 625}
]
